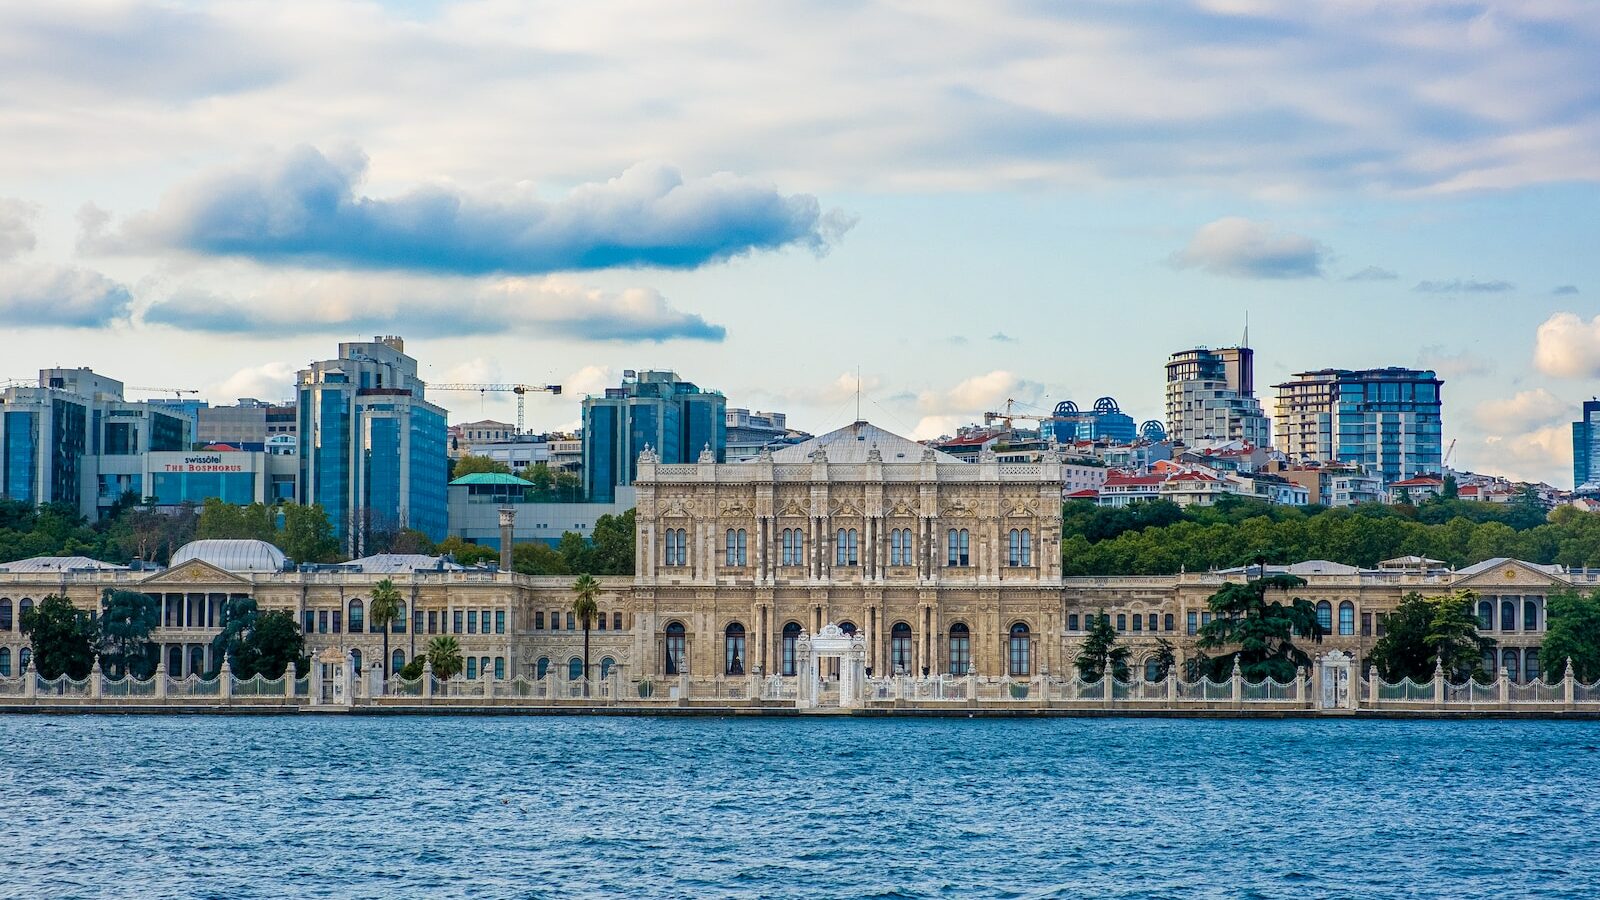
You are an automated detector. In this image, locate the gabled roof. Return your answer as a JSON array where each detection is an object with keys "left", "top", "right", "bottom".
[
  {"left": 450, "top": 472, "right": 530, "bottom": 486},
  {"left": 0, "top": 556, "right": 127, "bottom": 573},
  {"left": 769, "top": 421, "right": 960, "bottom": 464},
  {"left": 1455, "top": 557, "right": 1563, "bottom": 578},
  {"left": 1065, "top": 488, "right": 1101, "bottom": 498},
  {"left": 1390, "top": 475, "right": 1443, "bottom": 487},
  {"left": 348, "top": 554, "right": 465, "bottom": 573}
]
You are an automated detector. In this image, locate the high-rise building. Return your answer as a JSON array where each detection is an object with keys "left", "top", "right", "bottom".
[
  {"left": 1574, "top": 400, "right": 1600, "bottom": 492},
  {"left": 1273, "top": 368, "right": 1443, "bottom": 484},
  {"left": 1049, "top": 398, "right": 1138, "bottom": 444},
  {"left": 0, "top": 368, "right": 191, "bottom": 517},
  {"left": 1163, "top": 347, "right": 1271, "bottom": 448},
  {"left": 197, "top": 398, "right": 298, "bottom": 450},
  {"left": 297, "top": 336, "right": 449, "bottom": 552},
  {"left": 725, "top": 408, "right": 810, "bottom": 460},
  {"left": 582, "top": 370, "right": 726, "bottom": 503}
]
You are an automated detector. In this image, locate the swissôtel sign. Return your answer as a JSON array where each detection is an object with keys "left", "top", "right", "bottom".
[{"left": 162, "top": 454, "right": 248, "bottom": 473}]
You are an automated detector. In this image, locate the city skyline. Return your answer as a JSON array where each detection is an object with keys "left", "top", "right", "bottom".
[{"left": 1, "top": 2, "right": 1597, "bottom": 486}]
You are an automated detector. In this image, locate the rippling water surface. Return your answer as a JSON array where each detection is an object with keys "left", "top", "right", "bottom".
[{"left": 3, "top": 714, "right": 1597, "bottom": 898}]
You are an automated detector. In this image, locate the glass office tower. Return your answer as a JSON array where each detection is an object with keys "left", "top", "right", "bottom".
[{"left": 582, "top": 370, "right": 726, "bottom": 503}]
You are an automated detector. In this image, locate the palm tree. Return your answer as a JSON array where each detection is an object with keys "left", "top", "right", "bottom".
[
  {"left": 368, "top": 578, "right": 402, "bottom": 677},
  {"left": 571, "top": 573, "right": 600, "bottom": 697},
  {"left": 426, "top": 635, "right": 464, "bottom": 680}
]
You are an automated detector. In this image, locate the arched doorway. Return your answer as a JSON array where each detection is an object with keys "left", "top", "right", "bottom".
[
  {"left": 664, "top": 621, "right": 686, "bottom": 675},
  {"left": 890, "top": 622, "right": 912, "bottom": 674},
  {"left": 725, "top": 622, "right": 746, "bottom": 675},
  {"left": 1008, "top": 622, "right": 1031, "bottom": 677},
  {"left": 781, "top": 622, "right": 802, "bottom": 676},
  {"left": 948, "top": 623, "right": 971, "bottom": 676}
]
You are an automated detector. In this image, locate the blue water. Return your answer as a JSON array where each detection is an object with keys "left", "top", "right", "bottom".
[{"left": 2, "top": 715, "right": 1596, "bottom": 898}]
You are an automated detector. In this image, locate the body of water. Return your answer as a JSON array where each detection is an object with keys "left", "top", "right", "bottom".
[{"left": 3, "top": 714, "right": 1595, "bottom": 898}]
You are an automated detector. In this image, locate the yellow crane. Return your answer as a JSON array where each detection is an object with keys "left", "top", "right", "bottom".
[{"left": 430, "top": 383, "right": 562, "bottom": 434}]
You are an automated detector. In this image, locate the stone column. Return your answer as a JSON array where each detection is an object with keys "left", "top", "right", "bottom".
[
  {"left": 1498, "top": 666, "right": 1510, "bottom": 708},
  {"left": 220, "top": 659, "right": 233, "bottom": 702},
  {"left": 498, "top": 506, "right": 516, "bottom": 571},
  {"left": 1231, "top": 655, "right": 1242, "bottom": 709},
  {"left": 1167, "top": 668, "right": 1178, "bottom": 704},
  {"left": 1432, "top": 658, "right": 1445, "bottom": 709},
  {"left": 1564, "top": 657, "right": 1576, "bottom": 710},
  {"left": 152, "top": 660, "right": 165, "bottom": 701},
  {"left": 1296, "top": 666, "right": 1307, "bottom": 708},
  {"left": 1366, "top": 665, "right": 1379, "bottom": 708},
  {"left": 422, "top": 659, "right": 434, "bottom": 699},
  {"left": 285, "top": 665, "right": 297, "bottom": 700},
  {"left": 89, "top": 658, "right": 102, "bottom": 700},
  {"left": 342, "top": 650, "right": 356, "bottom": 707}
]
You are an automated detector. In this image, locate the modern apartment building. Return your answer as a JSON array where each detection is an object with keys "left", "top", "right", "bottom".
[
  {"left": 296, "top": 336, "right": 450, "bottom": 551},
  {"left": 581, "top": 370, "right": 726, "bottom": 503},
  {"left": 1273, "top": 368, "right": 1443, "bottom": 484},
  {"left": 197, "top": 399, "right": 298, "bottom": 450},
  {"left": 0, "top": 368, "right": 191, "bottom": 518},
  {"left": 725, "top": 408, "right": 810, "bottom": 461},
  {"left": 1163, "top": 346, "right": 1271, "bottom": 448},
  {"left": 1574, "top": 400, "right": 1600, "bottom": 492}
]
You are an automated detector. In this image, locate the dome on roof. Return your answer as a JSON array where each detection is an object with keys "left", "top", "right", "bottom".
[{"left": 171, "top": 539, "right": 288, "bottom": 573}]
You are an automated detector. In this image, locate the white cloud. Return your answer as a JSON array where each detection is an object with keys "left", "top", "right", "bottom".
[
  {"left": 1533, "top": 312, "right": 1600, "bottom": 379},
  {"left": 0, "top": 198, "right": 38, "bottom": 261},
  {"left": 1171, "top": 217, "right": 1326, "bottom": 279},
  {"left": 1418, "top": 345, "right": 1494, "bottom": 379},
  {"left": 208, "top": 361, "right": 297, "bottom": 404},
  {"left": 910, "top": 370, "right": 1044, "bottom": 439},
  {"left": 563, "top": 365, "right": 615, "bottom": 398},
  {"left": 1472, "top": 389, "right": 1568, "bottom": 433},
  {"left": 141, "top": 272, "right": 725, "bottom": 342},
  {"left": 0, "top": 264, "right": 131, "bottom": 327},
  {"left": 1471, "top": 425, "right": 1573, "bottom": 486}
]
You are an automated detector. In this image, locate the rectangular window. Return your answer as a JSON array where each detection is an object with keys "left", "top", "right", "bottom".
[
  {"left": 1200, "top": 612, "right": 1212, "bottom": 627},
  {"left": 428, "top": 611, "right": 437, "bottom": 634},
  {"left": 466, "top": 657, "right": 477, "bottom": 680},
  {"left": 614, "top": 612, "right": 623, "bottom": 631},
  {"left": 535, "top": 611, "right": 545, "bottom": 630},
  {"left": 1164, "top": 613, "right": 1174, "bottom": 632},
  {"left": 1376, "top": 613, "right": 1388, "bottom": 637},
  {"left": 453, "top": 610, "right": 463, "bottom": 634},
  {"left": 412, "top": 610, "right": 423, "bottom": 633},
  {"left": 567, "top": 612, "right": 575, "bottom": 630},
  {"left": 304, "top": 610, "right": 315, "bottom": 634},
  {"left": 1361, "top": 612, "right": 1372, "bottom": 636},
  {"left": 332, "top": 611, "right": 341, "bottom": 634},
  {"left": 1186, "top": 611, "right": 1197, "bottom": 635},
  {"left": 598, "top": 614, "right": 607, "bottom": 631},
  {"left": 1068, "top": 614, "right": 1079, "bottom": 631},
  {"left": 494, "top": 657, "right": 505, "bottom": 679},
  {"left": 317, "top": 610, "right": 328, "bottom": 634},
  {"left": 1116, "top": 614, "right": 1126, "bottom": 631},
  {"left": 467, "top": 611, "right": 478, "bottom": 634},
  {"left": 495, "top": 610, "right": 506, "bottom": 634}
]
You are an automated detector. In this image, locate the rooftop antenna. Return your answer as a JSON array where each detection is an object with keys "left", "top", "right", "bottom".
[
  {"left": 855, "top": 366, "right": 861, "bottom": 423},
  {"left": 1243, "top": 310, "right": 1250, "bottom": 349}
]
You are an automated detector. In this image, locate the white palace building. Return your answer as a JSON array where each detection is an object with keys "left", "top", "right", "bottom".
[{"left": 0, "top": 423, "right": 1581, "bottom": 690}]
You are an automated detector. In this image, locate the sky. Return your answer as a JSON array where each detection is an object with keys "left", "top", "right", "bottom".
[{"left": 1, "top": 0, "right": 1598, "bottom": 485}]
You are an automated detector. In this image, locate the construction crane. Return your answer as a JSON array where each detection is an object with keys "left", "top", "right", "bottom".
[
  {"left": 128, "top": 386, "right": 201, "bottom": 399},
  {"left": 1443, "top": 438, "right": 1456, "bottom": 469},
  {"left": 430, "top": 383, "right": 562, "bottom": 434},
  {"left": 982, "top": 398, "right": 1083, "bottom": 447}
]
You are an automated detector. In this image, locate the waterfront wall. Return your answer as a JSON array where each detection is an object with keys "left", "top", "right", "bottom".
[{"left": 5, "top": 655, "right": 1598, "bottom": 715}]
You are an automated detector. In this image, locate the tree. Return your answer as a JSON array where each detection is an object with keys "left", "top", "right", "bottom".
[
  {"left": 369, "top": 578, "right": 403, "bottom": 676},
  {"left": 1368, "top": 591, "right": 1494, "bottom": 682},
  {"left": 1074, "top": 611, "right": 1130, "bottom": 681},
  {"left": 427, "top": 635, "right": 464, "bottom": 680},
  {"left": 197, "top": 499, "right": 275, "bottom": 542},
  {"left": 20, "top": 594, "right": 99, "bottom": 679},
  {"left": 1150, "top": 637, "right": 1177, "bottom": 681},
  {"left": 557, "top": 531, "right": 596, "bottom": 574},
  {"left": 1195, "top": 572, "right": 1323, "bottom": 682},
  {"left": 277, "top": 503, "right": 340, "bottom": 564},
  {"left": 1396, "top": 488, "right": 1413, "bottom": 506},
  {"left": 590, "top": 508, "right": 637, "bottom": 574},
  {"left": 571, "top": 573, "right": 600, "bottom": 695},
  {"left": 1441, "top": 474, "right": 1459, "bottom": 500},
  {"left": 1540, "top": 589, "right": 1600, "bottom": 682},
  {"left": 452, "top": 455, "right": 512, "bottom": 479},
  {"left": 98, "top": 589, "right": 159, "bottom": 679},
  {"left": 397, "top": 657, "right": 426, "bottom": 680},
  {"left": 211, "top": 598, "right": 308, "bottom": 678},
  {"left": 436, "top": 535, "right": 498, "bottom": 567},
  {"left": 512, "top": 542, "right": 569, "bottom": 575}
]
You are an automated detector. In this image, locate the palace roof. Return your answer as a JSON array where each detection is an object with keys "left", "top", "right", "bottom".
[
  {"left": 171, "top": 539, "right": 288, "bottom": 572},
  {"left": 769, "top": 421, "right": 961, "bottom": 465}
]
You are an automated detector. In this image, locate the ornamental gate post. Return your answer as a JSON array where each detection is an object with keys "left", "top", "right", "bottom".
[
  {"left": 1498, "top": 666, "right": 1510, "bottom": 708},
  {"left": 285, "top": 664, "right": 296, "bottom": 701},
  {"left": 1231, "top": 655, "right": 1243, "bottom": 709},
  {"left": 1295, "top": 666, "right": 1307, "bottom": 708},
  {"left": 152, "top": 660, "right": 166, "bottom": 701},
  {"left": 1167, "top": 667, "right": 1178, "bottom": 705},
  {"left": 421, "top": 659, "right": 434, "bottom": 700},
  {"left": 90, "top": 658, "right": 103, "bottom": 700},
  {"left": 22, "top": 657, "right": 35, "bottom": 700},
  {"left": 1366, "top": 665, "right": 1378, "bottom": 709},
  {"left": 220, "top": 659, "right": 233, "bottom": 702},
  {"left": 1564, "top": 657, "right": 1576, "bottom": 710},
  {"left": 1433, "top": 659, "right": 1444, "bottom": 709}
]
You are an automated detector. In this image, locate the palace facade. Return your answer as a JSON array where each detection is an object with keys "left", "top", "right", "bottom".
[{"left": 0, "top": 422, "right": 1588, "bottom": 685}]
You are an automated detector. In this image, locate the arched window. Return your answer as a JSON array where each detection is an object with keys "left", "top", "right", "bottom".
[
  {"left": 1008, "top": 622, "right": 1031, "bottom": 677},
  {"left": 0, "top": 598, "right": 11, "bottom": 631},
  {"left": 889, "top": 528, "right": 910, "bottom": 566},
  {"left": 393, "top": 601, "right": 406, "bottom": 633},
  {"left": 664, "top": 528, "right": 688, "bottom": 567},
  {"left": 1021, "top": 529, "right": 1032, "bottom": 566},
  {"left": 1338, "top": 601, "right": 1355, "bottom": 636},
  {"left": 890, "top": 622, "right": 913, "bottom": 674},
  {"left": 1477, "top": 600, "right": 1493, "bottom": 630},
  {"left": 1315, "top": 600, "right": 1332, "bottom": 633},
  {"left": 1145, "top": 657, "right": 1162, "bottom": 682},
  {"left": 839, "top": 621, "right": 857, "bottom": 636},
  {"left": 391, "top": 649, "right": 405, "bottom": 674},
  {"left": 1502, "top": 648, "right": 1520, "bottom": 682},
  {"left": 568, "top": 657, "right": 583, "bottom": 681},
  {"left": 600, "top": 657, "right": 615, "bottom": 679},
  {"left": 665, "top": 621, "right": 686, "bottom": 675},
  {"left": 0, "top": 647, "right": 9, "bottom": 676},
  {"left": 1526, "top": 648, "right": 1540, "bottom": 683},
  {"left": 19, "top": 597, "right": 33, "bottom": 622},
  {"left": 1524, "top": 598, "right": 1539, "bottom": 631},
  {"left": 725, "top": 529, "right": 748, "bottom": 566},
  {"left": 1007, "top": 529, "right": 1033, "bottom": 566},
  {"left": 536, "top": 657, "right": 550, "bottom": 679},
  {"left": 782, "top": 622, "right": 802, "bottom": 676},
  {"left": 20, "top": 647, "right": 31, "bottom": 673},
  {"left": 348, "top": 598, "right": 365, "bottom": 633},
  {"left": 946, "top": 530, "right": 970, "bottom": 567},
  {"left": 167, "top": 645, "right": 181, "bottom": 675},
  {"left": 835, "top": 529, "right": 859, "bottom": 566},
  {"left": 1501, "top": 600, "right": 1516, "bottom": 632},
  {"left": 187, "top": 645, "right": 204, "bottom": 677},
  {"left": 1116, "top": 614, "right": 1127, "bottom": 631},
  {"left": 725, "top": 622, "right": 746, "bottom": 675},
  {"left": 781, "top": 529, "right": 804, "bottom": 566},
  {"left": 350, "top": 648, "right": 363, "bottom": 674},
  {"left": 948, "top": 623, "right": 971, "bottom": 676}
]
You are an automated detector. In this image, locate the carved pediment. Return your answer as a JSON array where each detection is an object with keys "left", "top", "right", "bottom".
[
  {"left": 138, "top": 559, "right": 253, "bottom": 586},
  {"left": 1005, "top": 500, "right": 1036, "bottom": 518},
  {"left": 831, "top": 500, "right": 862, "bottom": 518},
  {"left": 940, "top": 500, "right": 976, "bottom": 518},
  {"left": 660, "top": 498, "right": 697, "bottom": 519},
  {"left": 779, "top": 498, "right": 809, "bottom": 517},
  {"left": 888, "top": 499, "right": 917, "bottom": 517},
  {"left": 1453, "top": 559, "right": 1566, "bottom": 590},
  {"left": 718, "top": 500, "right": 752, "bottom": 518}
]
